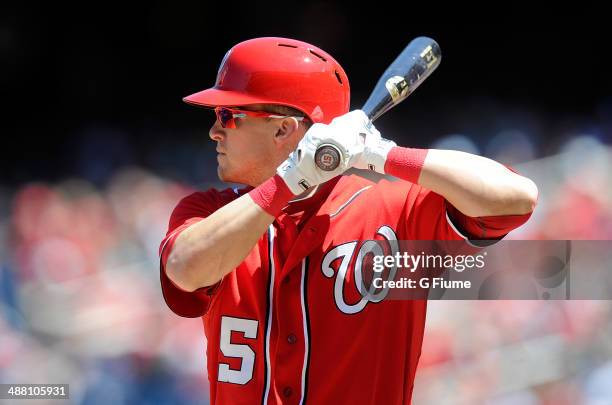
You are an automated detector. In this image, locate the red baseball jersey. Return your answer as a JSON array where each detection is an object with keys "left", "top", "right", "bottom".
[{"left": 159, "top": 174, "right": 531, "bottom": 405}]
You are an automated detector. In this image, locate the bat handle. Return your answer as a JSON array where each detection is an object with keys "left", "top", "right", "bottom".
[
  {"left": 361, "top": 105, "right": 378, "bottom": 123},
  {"left": 314, "top": 36, "right": 441, "bottom": 171}
]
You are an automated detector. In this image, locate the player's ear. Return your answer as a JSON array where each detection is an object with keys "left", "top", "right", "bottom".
[{"left": 273, "top": 117, "right": 300, "bottom": 143}]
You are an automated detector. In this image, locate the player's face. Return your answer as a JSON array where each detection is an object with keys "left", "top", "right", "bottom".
[{"left": 209, "top": 105, "right": 301, "bottom": 186}]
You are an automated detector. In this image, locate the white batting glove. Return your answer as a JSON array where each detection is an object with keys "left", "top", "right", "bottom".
[
  {"left": 277, "top": 114, "right": 365, "bottom": 195},
  {"left": 337, "top": 110, "right": 397, "bottom": 174}
]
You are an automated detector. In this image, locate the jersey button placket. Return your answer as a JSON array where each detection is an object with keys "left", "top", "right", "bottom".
[{"left": 274, "top": 262, "right": 303, "bottom": 404}]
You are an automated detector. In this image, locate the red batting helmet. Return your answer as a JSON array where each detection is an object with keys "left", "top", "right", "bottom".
[{"left": 183, "top": 37, "right": 350, "bottom": 124}]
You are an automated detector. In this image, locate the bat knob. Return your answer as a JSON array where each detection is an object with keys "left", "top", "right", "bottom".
[{"left": 314, "top": 143, "right": 342, "bottom": 171}]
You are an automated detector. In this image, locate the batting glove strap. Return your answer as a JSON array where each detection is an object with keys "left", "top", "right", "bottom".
[
  {"left": 361, "top": 136, "right": 397, "bottom": 174},
  {"left": 339, "top": 110, "right": 397, "bottom": 174}
]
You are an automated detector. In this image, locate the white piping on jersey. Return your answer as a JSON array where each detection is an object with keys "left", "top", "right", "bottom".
[
  {"left": 329, "top": 186, "right": 372, "bottom": 218},
  {"left": 159, "top": 227, "right": 180, "bottom": 256},
  {"left": 445, "top": 210, "right": 483, "bottom": 248},
  {"left": 299, "top": 259, "right": 309, "bottom": 405},
  {"left": 262, "top": 225, "right": 275, "bottom": 405}
]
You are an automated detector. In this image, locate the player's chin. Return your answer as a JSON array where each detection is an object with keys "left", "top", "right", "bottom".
[
  {"left": 217, "top": 165, "right": 228, "bottom": 181},
  {"left": 217, "top": 164, "right": 235, "bottom": 183}
]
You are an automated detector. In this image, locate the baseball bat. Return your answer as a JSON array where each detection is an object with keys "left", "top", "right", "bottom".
[{"left": 314, "top": 36, "right": 442, "bottom": 171}]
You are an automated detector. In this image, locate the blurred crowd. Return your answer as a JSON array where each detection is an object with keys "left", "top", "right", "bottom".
[
  {"left": 1, "top": 121, "right": 611, "bottom": 404},
  {"left": 0, "top": 169, "right": 214, "bottom": 404}
]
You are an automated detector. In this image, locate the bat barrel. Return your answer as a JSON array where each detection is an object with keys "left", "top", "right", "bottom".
[{"left": 362, "top": 37, "right": 441, "bottom": 122}]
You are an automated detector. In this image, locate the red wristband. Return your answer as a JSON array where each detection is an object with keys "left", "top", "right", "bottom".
[
  {"left": 384, "top": 147, "right": 429, "bottom": 184},
  {"left": 248, "top": 174, "right": 295, "bottom": 216}
]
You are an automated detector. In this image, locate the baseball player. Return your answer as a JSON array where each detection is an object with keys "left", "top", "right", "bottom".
[{"left": 159, "top": 37, "right": 538, "bottom": 404}]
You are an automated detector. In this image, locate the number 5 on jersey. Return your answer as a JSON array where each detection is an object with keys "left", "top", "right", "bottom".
[{"left": 218, "top": 316, "right": 259, "bottom": 385}]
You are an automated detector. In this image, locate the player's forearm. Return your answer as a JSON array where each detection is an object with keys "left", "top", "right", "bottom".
[
  {"left": 385, "top": 147, "right": 538, "bottom": 217},
  {"left": 166, "top": 196, "right": 274, "bottom": 291},
  {"left": 166, "top": 175, "right": 293, "bottom": 292}
]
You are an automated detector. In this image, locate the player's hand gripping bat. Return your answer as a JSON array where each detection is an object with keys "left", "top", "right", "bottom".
[{"left": 314, "top": 37, "right": 442, "bottom": 171}]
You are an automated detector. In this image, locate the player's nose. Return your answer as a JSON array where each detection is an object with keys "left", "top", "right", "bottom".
[{"left": 209, "top": 122, "right": 226, "bottom": 142}]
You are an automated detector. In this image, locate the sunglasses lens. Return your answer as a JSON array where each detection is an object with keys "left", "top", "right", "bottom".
[{"left": 216, "top": 108, "right": 234, "bottom": 128}]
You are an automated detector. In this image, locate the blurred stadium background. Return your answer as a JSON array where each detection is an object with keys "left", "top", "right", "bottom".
[{"left": 1, "top": 4, "right": 611, "bottom": 405}]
